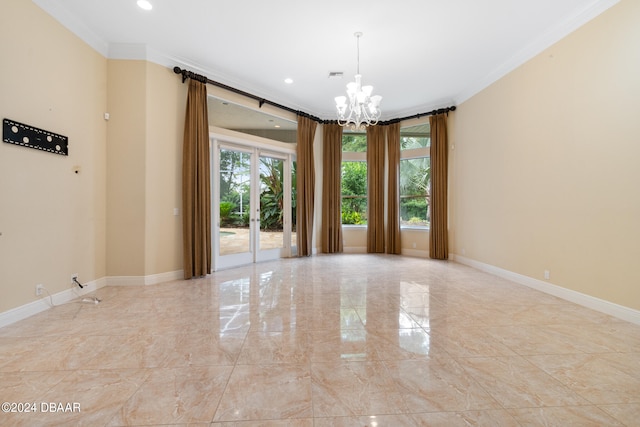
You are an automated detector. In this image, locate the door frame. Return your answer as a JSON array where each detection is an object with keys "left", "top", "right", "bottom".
[
  {"left": 255, "top": 150, "right": 291, "bottom": 263},
  {"left": 211, "top": 131, "right": 296, "bottom": 271}
]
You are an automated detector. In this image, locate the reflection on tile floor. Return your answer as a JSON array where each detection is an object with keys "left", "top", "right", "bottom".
[{"left": 1, "top": 254, "right": 639, "bottom": 426}]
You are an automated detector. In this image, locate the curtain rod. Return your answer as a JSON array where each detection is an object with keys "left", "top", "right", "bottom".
[
  {"left": 173, "top": 66, "right": 455, "bottom": 125},
  {"left": 379, "top": 106, "right": 457, "bottom": 125},
  {"left": 173, "top": 67, "right": 320, "bottom": 122}
]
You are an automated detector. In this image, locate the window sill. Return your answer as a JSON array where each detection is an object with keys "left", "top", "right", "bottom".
[
  {"left": 340, "top": 225, "right": 429, "bottom": 231},
  {"left": 400, "top": 226, "right": 429, "bottom": 231}
]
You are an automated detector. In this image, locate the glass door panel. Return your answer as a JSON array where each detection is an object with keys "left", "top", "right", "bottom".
[
  {"left": 258, "top": 155, "right": 284, "bottom": 252},
  {"left": 212, "top": 138, "right": 294, "bottom": 270},
  {"left": 217, "top": 147, "right": 253, "bottom": 266}
]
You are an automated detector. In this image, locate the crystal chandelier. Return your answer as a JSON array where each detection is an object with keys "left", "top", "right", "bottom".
[{"left": 335, "top": 32, "right": 382, "bottom": 130}]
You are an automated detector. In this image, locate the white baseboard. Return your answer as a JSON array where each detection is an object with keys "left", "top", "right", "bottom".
[
  {"left": 0, "top": 270, "right": 184, "bottom": 328},
  {"left": 342, "top": 247, "right": 428, "bottom": 257},
  {"left": 401, "top": 248, "right": 429, "bottom": 258},
  {"left": 0, "top": 277, "right": 107, "bottom": 329},
  {"left": 451, "top": 254, "right": 640, "bottom": 326},
  {"left": 106, "top": 275, "right": 146, "bottom": 286},
  {"left": 107, "top": 270, "right": 184, "bottom": 286},
  {"left": 343, "top": 246, "right": 367, "bottom": 254},
  {"left": 144, "top": 270, "right": 184, "bottom": 285}
]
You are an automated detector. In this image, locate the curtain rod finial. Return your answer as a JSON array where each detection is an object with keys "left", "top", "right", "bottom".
[{"left": 173, "top": 66, "right": 188, "bottom": 83}]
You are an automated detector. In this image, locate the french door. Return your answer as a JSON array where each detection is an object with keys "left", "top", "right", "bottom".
[{"left": 212, "top": 136, "right": 295, "bottom": 270}]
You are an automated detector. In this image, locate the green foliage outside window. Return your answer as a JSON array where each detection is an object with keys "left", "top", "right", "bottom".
[
  {"left": 219, "top": 149, "right": 251, "bottom": 227},
  {"left": 341, "top": 160, "right": 367, "bottom": 225},
  {"left": 220, "top": 201, "right": 236, "bottom": 226},
  {"left": 342, "top": 133, "right": 367, "bottom": 152},
  {"left": 341, "top": 133, "right": 368, "bottom": 225},
  {"left": 259, "top": 157, "right": 284, "bottom": 231},
  {"left": 219, "top": 149, "right": 293, "bottom": 230},
  {"left": 400, "top": 135, "right": 430, "bottom": 149},
  {"left": 338, "top": 127, "right": 431, "bottom": 228},
  {"left": 399, "top": 138, "right": 430, "bottom": 227}
]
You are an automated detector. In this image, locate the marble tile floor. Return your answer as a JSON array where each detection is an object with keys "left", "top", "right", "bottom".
[{"left": 1, "top": 254, "right": 639, "bottom": 426}]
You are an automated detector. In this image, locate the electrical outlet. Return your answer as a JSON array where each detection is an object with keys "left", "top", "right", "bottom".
[
  {"left": 71, "top": 273, "right": 78, "bottom": 286},
  {"left": 35, "top": 284, "right": 44, "bottom": 296},
  {"left": 544, "top": 270, "right": 550, "bottom": 280}
]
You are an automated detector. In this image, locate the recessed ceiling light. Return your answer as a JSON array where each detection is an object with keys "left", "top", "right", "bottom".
[
  {"left": 137, "top": 0, "right": 153, "bottom": 11},
  {"left": 284, "top": 78, "right": 293, "bottom": 84},
  {"left": 274, "top": 125, "right": 281, "bottom": 128}
]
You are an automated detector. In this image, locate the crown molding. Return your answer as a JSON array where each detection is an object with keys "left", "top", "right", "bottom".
[
  {"left": 454, "top": 0, "right": 620, "bottom": 105},
  {"left": 108, "top": 43, "right": 148, "bottom": 60},
  {"left": 34, "top": 0, "right": 620, "bottom": 118},
  {"left": 32, "top": 0, "right": 109, "bottom": 57}
]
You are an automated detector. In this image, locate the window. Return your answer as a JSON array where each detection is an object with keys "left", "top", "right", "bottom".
[
  {"left": 341, "top": 132, "right": 367, "bottom": 225},
  {"left": 400, "top": 124, "right": 430, "bottom": 228},
  {"left": 338, "top": 124, "right": 430, "bottom": 228}
]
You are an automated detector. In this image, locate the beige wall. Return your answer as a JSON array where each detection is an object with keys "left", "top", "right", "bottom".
[
  {"left": 342, "top": 224, "right": 430, "bottom": 255},
  {"left": 144, "top": 63, "right": 186, "bottom": 275},
  {"left": 106, "top": 60, "right": 187, "bottom": 277},
  {"left": 106, "top": 60, "right": 147, "bottom": 276},
  {"left": 343, "top": 227, "right": 367, "bottom": 251},
  {"left": 2, "top": 0, "right": 638, "bottom": 316},
  {"left": 401, "top": 229, "right": 429, "bottom": 255},
  {"left": 0, "top": 1, "right": 186, "bottom": 314},
  {"left": 450, "top": 0, "right": 640, "bottom": 310},
  {"left": 0, "top": 0, "right": 107, "bottom": 311}
]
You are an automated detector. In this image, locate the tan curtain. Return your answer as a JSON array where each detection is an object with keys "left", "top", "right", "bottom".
[
  {"left": 386, "top": 122, "right": 401, "bottom": 254},
  {"left": 296, "top": 116, "right": 318, "bottom": 256},
  {"left": 366, "top": 125, "right": 386, "bottom": 253},
  {"left": 321, "top": 123, "right": 344, "bottom": 253},
  {"left": 182, "top": 79, "right": 211, "bottom": 278},
  {"left": 429, "top": 113, "right": 449, "bottom": 259}
]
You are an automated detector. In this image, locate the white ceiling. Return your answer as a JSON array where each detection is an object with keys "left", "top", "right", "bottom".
[{"left": 34, "top": 0, "right": 618, "bottom": 122}]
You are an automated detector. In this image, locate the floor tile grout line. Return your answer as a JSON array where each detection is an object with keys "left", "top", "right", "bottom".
[
  {"left": 2, "top": 255, "right": 639, "bottom": 425},
  {"left": 208, "top": 323, "right": 250, "bottom": 423}
]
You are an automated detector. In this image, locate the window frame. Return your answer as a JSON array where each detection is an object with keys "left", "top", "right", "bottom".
[
  {"left": 399, "top": 128, "right": 430, "bottom": 230},
  {"left": 341, "top": 133, "right": 368, "bottom": 227},
  {"left": 338, "top": 127, "right": 431, "bottom": 230}
]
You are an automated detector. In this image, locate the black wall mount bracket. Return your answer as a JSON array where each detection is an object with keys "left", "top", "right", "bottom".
[{"left": 3, "top": 118, "right": 68, "bottom": 156}]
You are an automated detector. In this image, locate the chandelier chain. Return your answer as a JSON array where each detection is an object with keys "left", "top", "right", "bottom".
[{"left": 356, "top": 33, "right": 360, "bottom": 75}]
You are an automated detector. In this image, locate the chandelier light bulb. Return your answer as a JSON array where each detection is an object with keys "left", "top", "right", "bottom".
[{"left": 335, "top": 32, "right": 382, "bottom": 130}]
